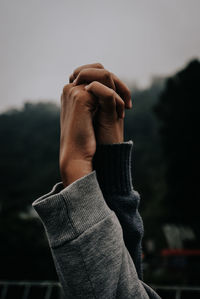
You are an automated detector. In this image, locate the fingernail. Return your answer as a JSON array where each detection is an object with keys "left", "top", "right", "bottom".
[{"left": 73, "top": 78, "right": 77, "bottom": 85}]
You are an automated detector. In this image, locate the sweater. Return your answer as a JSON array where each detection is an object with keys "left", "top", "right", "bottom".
[{"left": 32, "top": 140, "right": 161, "bottom": 299}]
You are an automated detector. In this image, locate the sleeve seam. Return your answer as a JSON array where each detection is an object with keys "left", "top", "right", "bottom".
[
  {"left": 61, "top": 191, "right": 78, "bottom": 235},
  {"left": 51, "top": 211, "right": 115, "bottom": 249}
]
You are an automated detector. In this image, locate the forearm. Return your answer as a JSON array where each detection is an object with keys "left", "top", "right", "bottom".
[{"left": 61, "top": 159, "right": 93, "bottom": 187}]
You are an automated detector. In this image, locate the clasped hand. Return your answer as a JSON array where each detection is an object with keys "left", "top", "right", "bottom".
[{"left": 59, "top": 63, "right": 132, "bottom": 186}]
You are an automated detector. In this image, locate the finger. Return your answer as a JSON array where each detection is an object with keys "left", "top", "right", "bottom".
[
  {"left": 69, "top": 63, "right": 132, "bottom": 109},
  {"left": 71, "top": 65, "right": 132, "bottom": 109},
  {"left": 111, "top": 73, "right": 132, "bottom": 109},
  {"left": 69, "top": 74, "right": 75, "bottom": 83},
  {"left": 62, "top": 83, "right": 75, "bottom": 97},
  {"left": 73, "top": 68, "right": 116, "bottom": 91},
  {"left": 61, "top": 83, "right": 74, "bottom": 121},
  {"left": 69, "top": 63, "right": 104, "bottom": 83},
  {"left": 85, "top": 81, "right": 125, "bottom": 119}
]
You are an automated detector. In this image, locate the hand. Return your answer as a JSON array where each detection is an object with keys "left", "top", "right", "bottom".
[
  {"left": 60, "top": 83, "right": 97, "bottom": 186},
  {"left": 69, "top": 63, "right": 132, "bottom": 144}
]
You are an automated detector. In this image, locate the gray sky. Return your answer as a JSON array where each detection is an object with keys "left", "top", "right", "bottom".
[{"left": 0, "top": 0, "right": 200, "bottom": 111}]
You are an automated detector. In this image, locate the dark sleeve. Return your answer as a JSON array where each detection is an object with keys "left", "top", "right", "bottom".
[
  {"left": 93, "top": 140, "right": 143, "bottom": 279},
  {"left": 93, "top": 141, "right": 161, "bottom": 298}
]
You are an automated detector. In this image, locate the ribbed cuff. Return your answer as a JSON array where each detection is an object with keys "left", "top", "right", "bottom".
[
  {"left": 92, "top": 140, "right": 134, "bottom": 195},
  {"left": 32, "top": 171, "right": 112, "bottom": 248}
]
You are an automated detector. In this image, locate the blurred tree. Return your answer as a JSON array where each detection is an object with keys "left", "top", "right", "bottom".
[
  {"left": 154, "top": 59, "right": 200, "bottom": 247},
  {"left": 125, "top": 78, "right": 166, "bottom": 246},
  {"left": 0, "top": 102, "right": 60, "bottom": 279},
  {"left": 0, "top": 102, "right": 60, "bottom": 214}
]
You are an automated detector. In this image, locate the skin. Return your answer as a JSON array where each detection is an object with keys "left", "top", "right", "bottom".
[{"left": 60, "top": 63, "right": 132, "bottom": 186}]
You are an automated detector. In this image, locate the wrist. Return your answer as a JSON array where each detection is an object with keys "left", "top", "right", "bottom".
[
  {"left": 97, "top": 133, "right": 123, "bottom": 144},
  {"left": 96, "top": 120, "right": 124, "bottom": 145},
  {"left": 93, "top": 141, "right": 134, "bottom": 194},
  {"left": 61, "top": 159, "right": 93, "bottom": 187}
]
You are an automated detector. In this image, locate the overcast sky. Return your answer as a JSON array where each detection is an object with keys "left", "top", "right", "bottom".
[{"left": 0, "top": 0, "right": 200, "bottom": 111}]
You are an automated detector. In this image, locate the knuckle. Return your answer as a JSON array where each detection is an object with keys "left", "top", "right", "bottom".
[
  {"left": 68, "top": 87, "right": 74, "bottom": 98},
  {"left": 62, "top": 84, "right": 70, "bottom": 96},
  {"left": 95, "top": 62, "right": 104, "bottom": 69},
  {"left": 73, "top": 66, "right": 86, "bottom": 78},
  {"left": 103, "top": 70, "right": 111, "bottom": 81},
  {"left": 73, "top": 90, "right": 83, "bottom": 103},
  {"left": 77, "top": 69, "right": 86, "bottom": 79},
  {"left": 121, "top": 101, "right": 125, "bottom": 109},
  {"left": 90, "top": 81, "right": 98, "bottom": 88},
  {"left": 107, "top": 91, "right": 116, "bottom": 105},
  {"left": 62, "top": 83, "right": 75, "bottom": 98}
]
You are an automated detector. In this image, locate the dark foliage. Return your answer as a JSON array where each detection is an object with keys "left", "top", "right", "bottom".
[
  {"left": 154, "top": 59, "right": 200, "bottom": 246},
  {"left": 0, "top": 102, "right": 60, "bottom": 280}
]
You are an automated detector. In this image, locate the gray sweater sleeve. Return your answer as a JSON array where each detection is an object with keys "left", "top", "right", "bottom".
[
  {"left": 32, "top": 142, "right": 161, "bottom": 299},
  {"left": 93, "top": 141, "right": 161, "bottom": 298}
]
